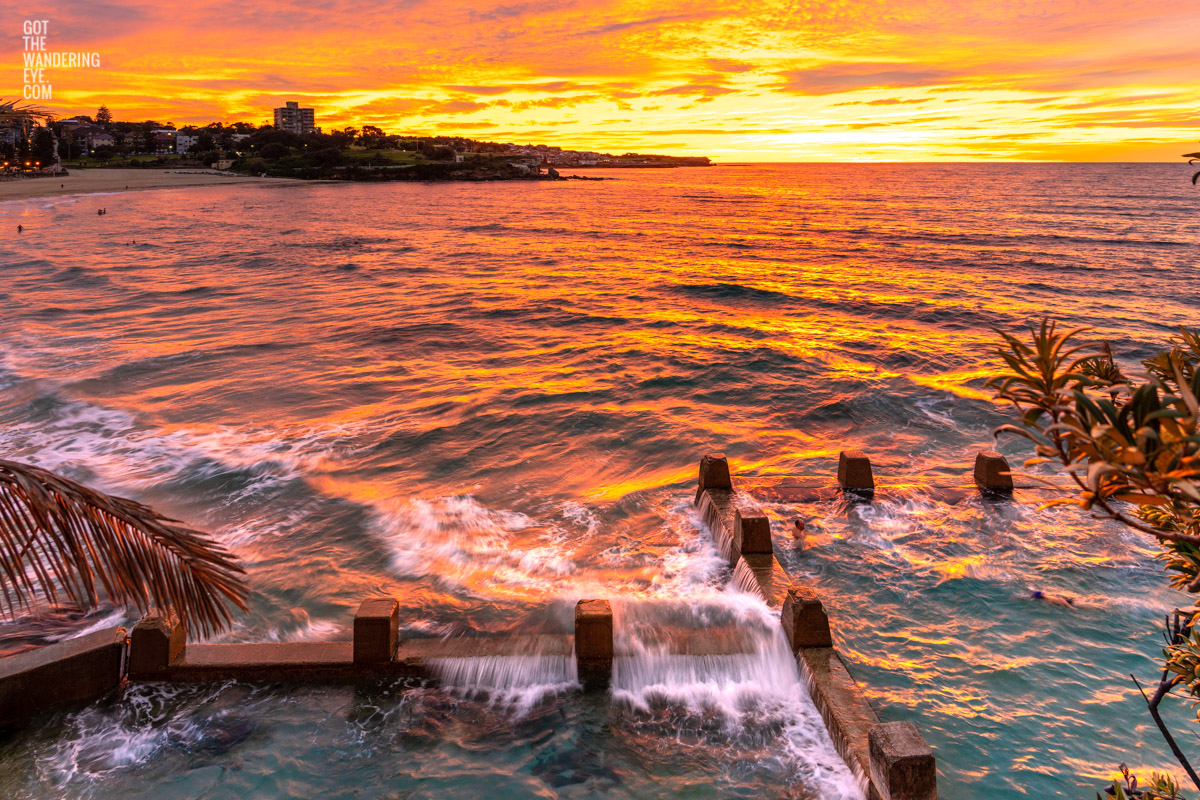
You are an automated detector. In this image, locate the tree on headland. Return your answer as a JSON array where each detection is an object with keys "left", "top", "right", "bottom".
[
  {"left": 0, "top": 460, "right": 247, "bottom": 637},
  {"left": 259, "top": 142, "right": 290, "bottom": 160},
  {"left": 95, "top": 105, "right": 112, "bottom": 126},
  {"left": 418, "top": 140, "right": 455, "bottom": 160},
  {"left": 328, "top": 128, "right": 356, "bottom": 149},
  {"left": 31, "top": 126, "right": 58, "bottom": 169},
  {"left": 359, "top": 124, "right": 386, "bottom": 148},
  {"left": 988, "top": 322, "right": 1200, "bottom": 799},
  {"left": 311, "top": 147, "right": 344, "bottom": 166},
  {"left": 57, "top": 128, "right": 75, "bottom": 161}
]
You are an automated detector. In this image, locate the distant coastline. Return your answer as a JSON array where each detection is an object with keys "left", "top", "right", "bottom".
[
  {"left": 0, "top": 150, "right": 716, "bottom": 202},
  {"left": 214, "top": 147, "right": 711, "bottom": 182}
]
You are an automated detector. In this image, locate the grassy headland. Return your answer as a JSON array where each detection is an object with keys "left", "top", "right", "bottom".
[{"left": 65, "top": 129, "right": 709, "bottom": 182}]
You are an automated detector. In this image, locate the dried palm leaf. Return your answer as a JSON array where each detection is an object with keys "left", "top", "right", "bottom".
[
  {"left": 0, "top": 459, "right": 247, "bottom": 636},
  {"left": 0, "top": 98, "right": 55, "bottom": 126}
]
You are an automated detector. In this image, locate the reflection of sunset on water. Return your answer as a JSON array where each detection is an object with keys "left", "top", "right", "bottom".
[{"left": 0, "top": 162, "right": 1196, "bottom": 796}]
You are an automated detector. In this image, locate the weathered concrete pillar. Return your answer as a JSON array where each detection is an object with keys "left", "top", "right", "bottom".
[
  {"left": 128, "top": 610, "right": 186, "bottom": 678},
  {"left": 869, "top": 721, "right": 937, "bottom": 800},
  {"left": 837, "top": 451, "right": 875, "bottom": 495},
  {"left": 734, "top": 508, "right": 773, "bottom": 554},
  {"left": 781, "top": 584, "right": 833, "bottom": 651},
  {"left": 974, "top": 450, "right": 1013, "bottom": 495},
  {"left": 575, "top": 599, "right": 613, "bottom": 690},
  {"left": 696, "top": 453, "right": 733, "bottom": 502},
  {"left": 353, "top": 598, "right": 399, "bottom": 664}
]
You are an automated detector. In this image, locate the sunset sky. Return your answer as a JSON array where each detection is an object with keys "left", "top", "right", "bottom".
[{"left": 4, "top": 0, "right": 1197, "bottom": 160}]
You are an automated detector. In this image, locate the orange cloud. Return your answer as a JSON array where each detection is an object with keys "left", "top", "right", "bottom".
[{"left": 776, "top": 64, "right": 956, "bottom": 95}]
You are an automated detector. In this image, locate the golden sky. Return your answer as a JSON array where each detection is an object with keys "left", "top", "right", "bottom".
[{"left": 4, "top": 0, "right": 1197, "bottom": 160}]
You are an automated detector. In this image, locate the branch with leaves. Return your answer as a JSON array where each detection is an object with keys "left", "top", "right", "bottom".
[
  {"left": 0, "top": 459, "right": 247, "bottom": 637},
  {"left": 989, "top": 321, "right": 1200, "bottom": 544},
  {"left": 1185, "top": 143, "right": 1200, "bottom": 186}
]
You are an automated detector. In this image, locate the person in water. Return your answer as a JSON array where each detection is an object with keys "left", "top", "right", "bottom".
[
  {"left": 792, "top": 518, "right": 807, "bottom": 549},
  {"left": 17, "top": 224, "right": 22, "bottom": 233},
  {"left": 1031, "top": 590, "right": 1076, "bottom": 608}
]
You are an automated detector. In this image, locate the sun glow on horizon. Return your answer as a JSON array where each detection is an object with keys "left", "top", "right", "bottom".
[{"left": 2, "top": 0, "right": 1197, "bottom": 161}]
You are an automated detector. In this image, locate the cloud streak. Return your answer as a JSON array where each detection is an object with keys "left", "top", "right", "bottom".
[{"left": 776, "top": 64, "right": 955, "bottom": 95}]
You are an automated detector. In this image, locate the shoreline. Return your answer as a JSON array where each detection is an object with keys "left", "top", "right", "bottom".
[{"left": 0, "top": 168, "right": 296, "bottom": 203}]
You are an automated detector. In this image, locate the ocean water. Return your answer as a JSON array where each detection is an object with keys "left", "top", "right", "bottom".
[{"left": 0, "top": 163, "right": 1197, "bottom": 798}]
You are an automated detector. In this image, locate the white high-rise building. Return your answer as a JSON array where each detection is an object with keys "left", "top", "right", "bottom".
[{"left": 273, "top": 101, "right": 317, "bottom": 135}]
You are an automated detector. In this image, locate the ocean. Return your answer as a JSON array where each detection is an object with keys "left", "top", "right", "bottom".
[{"left": 0, "top": 162, "right": 1197, "bottom": 798}]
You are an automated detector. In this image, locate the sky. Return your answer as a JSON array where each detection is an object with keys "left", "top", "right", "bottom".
[{"left": 3, "top": 0, "right": 1198, "bottom": 161}]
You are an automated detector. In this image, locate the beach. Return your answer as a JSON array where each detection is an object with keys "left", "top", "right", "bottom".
[{"left": 0, "top": 168, "right": 292, "bottom": 202}]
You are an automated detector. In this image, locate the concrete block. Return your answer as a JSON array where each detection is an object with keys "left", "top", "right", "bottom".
[
  {"left": 128, "top": 610, "right": 186, "bottom": 677},
  {"left": 575, "top": 599, "right": 613, "bottom": 690},
  {"left": 838, "top": 451, "right": 875, "bottom": 494},
  {"left": 696, "top": 453, "right": 733, "bottom": 502},
  {"left": 781, "top": 584, "right": 833, "bottom": 650},
  {"left": 869, "top": 721, "right": 937, "bottom": 800},
  {"left": 0, "top": 627, "right": 126, "bottom": 726},
  {"left": 974, "top": 450, "right": 1013, "bottom": 494},
  {"left": 354, "top": 598, "right": 399, "bottom": 664},
  {"left": 734, "top": 508, "right": 773, "bottom": 554}
]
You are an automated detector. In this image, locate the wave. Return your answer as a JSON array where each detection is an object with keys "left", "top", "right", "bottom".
[{"left": 672, "top": 281, "right": 795, "bottom": 305}]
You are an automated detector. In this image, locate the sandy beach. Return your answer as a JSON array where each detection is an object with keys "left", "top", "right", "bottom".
[{"left": 0, "top": 168, "right": 295, "bottom": 202}]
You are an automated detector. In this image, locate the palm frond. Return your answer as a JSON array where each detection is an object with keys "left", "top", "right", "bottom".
[
  {"left": 0, "top": 98, "right": 55, "bottom": 125},
  {"left": 0, "top": 459, "right": 247, "bottom": 637}
]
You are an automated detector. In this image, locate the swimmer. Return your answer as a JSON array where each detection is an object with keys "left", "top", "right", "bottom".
[
  {"left": 17, "top": 224, "right": 22, "bottom": 233},
  {"left": 1031, "top": 590, "right": 1076, "bottom": 608},
  {"left": 792, "top": 518, "right": 807, "bottom": 550}
]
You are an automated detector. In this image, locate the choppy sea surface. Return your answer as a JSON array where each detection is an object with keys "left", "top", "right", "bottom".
[{"left": 0, "top": 163, "right": 1197, "bottom": 798}]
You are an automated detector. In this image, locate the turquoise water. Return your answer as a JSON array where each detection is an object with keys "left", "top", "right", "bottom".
[{"left": 0, "top": 163, "right": 1197, "bottom": 797}]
